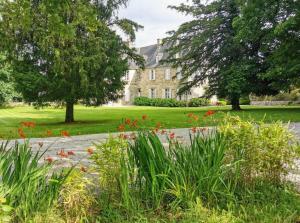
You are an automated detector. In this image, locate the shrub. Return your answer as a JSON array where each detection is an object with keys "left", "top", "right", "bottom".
[
  {"left": 219, "top": 115, "right": 299, "bottom": 185},
  {"left": 90, "top": 136, "right": 128, "bottom": 202},
  {"left": 133, "top": 97, "right": 209, "bottom": 107},
  {"left": 133, "top": 97, "right": 152, "bottom": 106},
  {"left": 59, "top": 169, "right": 96, "bottom": 222},
  {"left": 188, "top": 98, "right": 210, "bottom": 107},
  {"left": 239, "top": 97, "right": 250, "bottom": 105}
]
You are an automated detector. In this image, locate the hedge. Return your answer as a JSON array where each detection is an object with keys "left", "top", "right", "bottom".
[{"left": 133, "top": 97, "right": 210, "bottom": 107}]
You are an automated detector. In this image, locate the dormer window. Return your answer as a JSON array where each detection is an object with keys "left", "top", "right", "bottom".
[{"left": 156, "top": 53, "right": 163, "bottom": 63}]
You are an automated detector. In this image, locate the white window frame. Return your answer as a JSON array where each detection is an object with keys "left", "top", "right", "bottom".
[
  {"left": 165, "top": 69, "right": 171, "bottom": 80},
  {"left": 149, "top": 69, "right": 156, "bottom": 80},
  {"left": 164, "top": 88, "right": 171, "bottom": 99},
  {"left": 149, "top": 88, "right": 156, "bottom": 99}
]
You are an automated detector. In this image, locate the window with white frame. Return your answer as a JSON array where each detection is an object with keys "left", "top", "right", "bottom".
[
  {"left": 149, "top": 88, "right": 156, "bottom": 98},
  {"left": 164, "top": 88, "right": 171, "bottom": 99},
  {"left": 165, "top": 69, "right": 171, "bottom": 80},
  {"left": 149, "top": 69, "right": 156, "bottom": 80},
  {"left": 124, "top": 71, "right": 129, "bottom": 81}
]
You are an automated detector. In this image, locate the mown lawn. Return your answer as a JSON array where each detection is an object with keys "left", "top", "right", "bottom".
[{"left": 0, "top": 105, "right": 300, "bottom": 139}]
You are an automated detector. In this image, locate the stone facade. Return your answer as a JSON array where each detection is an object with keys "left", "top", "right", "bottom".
[{"left": 114, "top": 40, "right": 212, "bottom": 105}]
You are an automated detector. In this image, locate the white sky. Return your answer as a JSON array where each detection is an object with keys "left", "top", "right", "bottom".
[{"left": 118, "top": 0, "right": 191, "bottom": 47}]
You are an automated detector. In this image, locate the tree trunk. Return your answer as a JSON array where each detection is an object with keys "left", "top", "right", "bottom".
[
  {"left": 231, "top": 96, "right": 241, "bottom": 111},
  {"left": 65, "top": 101, "right": 74, "bottom": 123}
]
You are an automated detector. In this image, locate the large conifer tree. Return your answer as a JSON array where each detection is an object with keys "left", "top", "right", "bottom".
[{"left": 0, "top": 0, "right": 144, "bottom": 122}]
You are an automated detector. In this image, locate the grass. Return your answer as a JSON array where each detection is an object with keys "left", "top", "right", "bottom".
[{"left": 0, "top": 105, "right": 300, "bottom": 139}]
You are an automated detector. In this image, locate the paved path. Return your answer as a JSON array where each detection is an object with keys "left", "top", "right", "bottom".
[{"left": 3, "top": 123, "right": 300, "bottom": 187}]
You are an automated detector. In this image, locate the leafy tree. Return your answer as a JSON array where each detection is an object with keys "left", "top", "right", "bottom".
[
  {"left": 165, "top": 0, "right": 297, "bottom": 110},
  {"left": 233, "top": 0, "right": 300, "bottom": 92},
  {"left": 0, "top": 54, "right": 21, "bottom": 106},
  {"left": 0, "top": 0, "right": 144, "bottom": 122}
]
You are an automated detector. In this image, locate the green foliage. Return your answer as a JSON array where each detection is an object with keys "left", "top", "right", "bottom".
[
  {"left": 166, "top": 0, "right": 298, "bottom": 110},
  {"left": 239, "top": 97, "right": 250, "bottom": 105},
  {"left": 90, "top": 137, "right": 128, "bottom": 202},
  {"left": 0, "top": 0, "right": 144, "bottom": 122},
  {"left": 133, "top": 97, "right": 208, "bottom": 107},
  {"left": 0, "top": 141, "right": 71, "bottom": 221},
  {"left": 219, "top": 115, "right": 298, "bottom": 185},
  {"left": 0, "top": 195, "right": 12, "bottom": 223},
  {"left": 118, "top": 132, "right": 235, "bottom": 209},
  {"left": 188, "top": 98, "right": 210, "bottom": 107},
  {"left": 59, "top": 169, "right": 96, "bottom": 222},
  {"left": 233, "top": 0, "right": 300, "bottom": 92}
]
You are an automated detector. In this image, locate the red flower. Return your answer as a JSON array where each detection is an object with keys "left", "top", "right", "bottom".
[
  {"left": 118, "top": 124, "right": 125, "bottom": 132},
  {"left": 67, "top": 151, "right": 75, "bottom": 156},
  {"left": 18, "top": 128, "right": 26, "bottom": 139},
  {"left": 57, "top": 149, "right": 68, "bottom": 158},
  {"left": 46, "top": 130, "right": 53, "bottom": 137},
  {"left": 187, "top": 113, "right": 194, "bottom": 118},
  {"left": 193, "top": 115, "right": 199, "bottom": 121},
  {"left": 169, "top": 132, "right": 175, "bottom": 139},
  {"left": 131, "top": 119, "right": 138, "bottom": 128},
  {"left": 204, "top": 110, "right": 215, "bottom": 117},
  {"left": 61, "top": 130, "right": 70, "bottom": 137},
  {"left": 87, "top": 148, "right": 94, "bottom": 155},
  {"left": 21, "top": 121, "right": 36, "bottom": 128},
  {"left": 191, "top": 127, "right": 197, "bottom": 133},
  {"left": 142, "top": 115, "right": 148, "bottom": 120},
  {"left": 80, "top": 166, "right": 87, "bottom": 172},
  {"left": 125, "top": 118, "right": 131, "bottom": 125},
  {"left": 156, "top": 122, "right": 161, "bottom": 129},
  {"left": 45, "top": 156, "right": 54, "bottom": 164}
]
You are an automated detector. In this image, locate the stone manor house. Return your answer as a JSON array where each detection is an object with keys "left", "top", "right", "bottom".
[{"left": 114, "top": 39, "right": 213, "bottom": 105}]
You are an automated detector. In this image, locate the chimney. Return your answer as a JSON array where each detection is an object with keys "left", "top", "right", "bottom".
[{"left": 157, "top": 38, "right": 163, "bottom": 46}]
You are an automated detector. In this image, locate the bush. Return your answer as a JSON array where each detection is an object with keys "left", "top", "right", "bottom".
[
  {"left": 239, "top": 97, "right": 250, "bottom": 105},
  {"left": 134, "top": 97, "right": 209, "bottom": 107},
  {"left": 188, "top": 98, "right": 210, "bottom": 107},
  {"left": 219, "top": 115, "right": 298, "bottom": 185}
]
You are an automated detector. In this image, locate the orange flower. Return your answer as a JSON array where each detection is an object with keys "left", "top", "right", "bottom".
[
  {"left": 193, "top": 115, "right": 199, "bottom": 121},
  {"left": 156, "top": 122, "right": 161, "bottom": 129},
  {"left": 61, "top": 130, "right": 70, "bottom": 137},
  {"left": 80, "top": 166, "right": 87, "bottom": 172},
  {"left": 191, "top": 127, "right": 197, "bottom": 133},
  {"left": 67, "top": 151, "right": 75, "bottom": 156},
  {"left": 142, "top": 115, "right": 148, "bottom": 120},
  {"left": 45, "top": 156, "right": 54, "bottom": 164},
  {"left": 187, "top": 113, "right": 194, "bottom": 118},
  {"left": 118, "top": 124, "right": 125, "bottom": 132},
  {"left": 21, "top": 121, "right": 36, "bottom": 128},
  {"left": 125, "top": 118, "right": 131, "bottom": 125},
  {"left": 169, "top": 132, "right": 175, "bottom": 139},
  {"left": 161, "top": 129, "right": 167, "bottom": 135},
  {"left": 18, "top": 128, "right": 26, "bottom": 139},
  {"left": 46, "top": 130, "right": 53, "bottom": 137},
  {"left": 131, "top": 119, "right": 138, "bottom": 128},
  {"left": 204, "top": 110, "right": 215, "bottom": 117},
  {"left": 57, "top": 149, "right": 68, "bottom": 158},
  {"left": 87, "top": 148, "right": 94, "bottom": 155}
]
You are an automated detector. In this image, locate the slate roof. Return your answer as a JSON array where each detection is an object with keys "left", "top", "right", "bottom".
[{"left": 129, "top": 42, "right": 170, "bottom": 69}]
